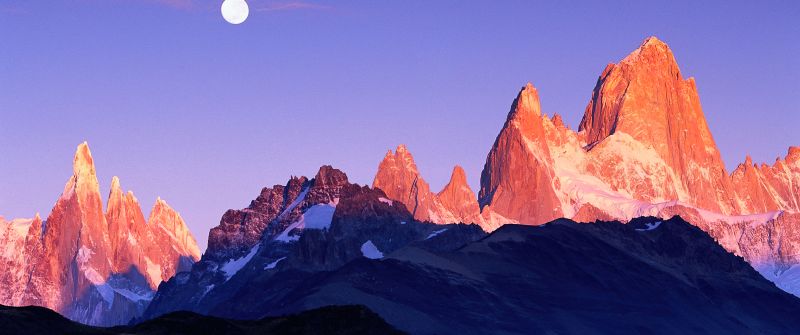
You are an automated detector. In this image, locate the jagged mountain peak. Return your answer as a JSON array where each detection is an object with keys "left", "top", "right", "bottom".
[
  {"left": 62, "top": 142, "right": 102, "bottom": 202},
  {"left": 438, "top": 165, "right": 470, "bottom": 199},
  {"left": 620, "top": 36, "right": 678, "bottom": 70},
  {"left": 0, "top": 142, "right": 201, "bottom": 326},
  {"left": 478, "top": 80, "right": 562, "bottom": 225},
  {"left": 579, "top": 36, "right": 687, "bottom": 146},
  {"left": 642, "top": 35, "right": 666, "bottom": 46},
  {"left": 313, "top": 165, "right": 349, "bottom": 188},
  {"left": 150, "top": 197, "right": 179, "bottom": 224},
  {"left": 372, "top": 145, "right": 486, "bottom": 225},
  {"left": 72, "top": 141, "right": 97, "bottom": 180},
  {"left": 550, "top": 113, "right": 566, "bottom": 129},
  {"left": 445, "top": 165, "right": 467, "bottom": 187},
  {"left": 107, "top": 176, "right": 124, "bottom": 204},
  {"left": 506, "top": 83, "right": 542, "bottom": 124},
  {"left": 148, "top": 196, "right": 201, "bottom": 259},
  {"left": 576, "top": 36, "right": 735, "bottom": 214},
  {"left": 386, "top": 144, "right": 417, "bottom": 171},
  {"left": 437, "top": 165, "right": 483, "bottom": 225},
  {"left": 373, "top": 145, "right": 420, "bottom": 191},
  {"left": 110, "top": 175, "right": 121, "bottom": 190},
  {"left": 396, "top": 143, "right": 410, "bottom": 154},
  {"left": 787, "top": 146, "right": 800, "bottom": 163},
  {"left": 373, "top": 144, "right": 441, "bottom": 222}
]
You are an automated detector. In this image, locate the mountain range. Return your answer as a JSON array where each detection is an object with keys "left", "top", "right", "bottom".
[
  {"left": 371, "top": 37, "right": 800, "bottom": 297},
  {"left": 143, "top": 165, "right": 800, "bottom": 333},
  {"left": 2, "top": 36, "right": 799, "bottom": 333},
  {"left": 0, "top": 143, "right": 200, "bottom": 326}
]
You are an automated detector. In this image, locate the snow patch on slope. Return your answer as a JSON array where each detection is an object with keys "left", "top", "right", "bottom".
[
  {"left": 635, "top": 221, "right": 662, "bottom": 231},
  {"left": 113, "top": 288, "right": 152, "bottom": 302},
  {"left": 144, "top": 257, "right": 162, "bottom": 284},
  {"left": 0, "top": 218, "right": 32, "bottom": 259},
  {"left": 756, "top": 264, "right": 800, "bottom": 298},
  {"left": 426, "top": 229, "right": 448, "bottom": 239},
  {"left": 7, "top": 218, "right": 32, "bottom": 237},
  {"left": 220, "top": 244, "right": 259, "bottom": 280},
  {"left": 692, "top": 207, "right": 782, "bottom": 228},
  {"left": 360, "top": 240, "right": 383, "bottom": 259},
  {"left": 275, "top": 202, "right": 337, "bottom": 242},
  {"left": 199, "top": 284, "right": 215, "bottom": 300},
  {"left": 546, "top": 129, "right": 687, "bottom": 220},
  {"left": 264, "top": 257, "right": 286, "bottom": 270},
  {"left": 277, "top": 187, "right": 309, "bottom": 219},
  {"left": 75, "top": 246, "right": 114, "bottom": 305}
]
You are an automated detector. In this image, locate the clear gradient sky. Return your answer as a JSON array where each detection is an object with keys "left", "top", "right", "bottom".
[{"left": 1, "top": 0, "right": 798, "bottom": 252}]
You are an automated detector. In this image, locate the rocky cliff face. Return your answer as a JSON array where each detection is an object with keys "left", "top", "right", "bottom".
[
  {"left": 437, "top": 166, "right": 483, "bottom": 225},
  {"left": 478, "top": 84, "right": 564, "bottom": 226},
  {"left": 0, "top": 215, "right": 37, "bottom": 305},
  {"left": 206, "top": 166, "right": 349, "bottom": 262},
  {"left": 372, "top": 145, "right": 486, "bottom": 226},
  {"left": 0, "top": 142, "right": 200, "bottom": 326},
  {"left": 731, "top": 148, "right": 800, "bottom": 214},
  {"left": 579, "top": 37, "right": 737, "bottom": 214}
]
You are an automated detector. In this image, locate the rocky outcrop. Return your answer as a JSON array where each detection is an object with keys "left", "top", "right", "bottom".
[
  {"left": 437, "top": 166, "right": 483, "bottom": 225},
  {"left": 0, "top": 142, "right": 200, "bottom": 326},
  {"left": 0, "top": 215, "right": 37, "bottom": 305},
  {"left": 579, "top": 36, "right": 737, "bottom": 214},
  {"left": 21, "top": 141, "right": 115, "bottom": 324},
  {"left": 372, "top": 145, "right": 487, "bottom": 227},
  {"left": 731, "top": 148, "right": 800, "bottom": 214},
  {"left": 372, "top": 145, "right": 457, "bottom": 223},
  {"left": 206, "top": 165, "right": 349, "bottom": 261},
  {"left": 206, "top": 176, "right": 305, "bottom": 260},
  {"left": 146, "top": 198, "right": 201, "bottom": 279},
  {"left": 478, "top": 84, "right": 564, "bottom": 225},
  {"left": 144, "top": 165, "right": 485, "bottom": 320}
]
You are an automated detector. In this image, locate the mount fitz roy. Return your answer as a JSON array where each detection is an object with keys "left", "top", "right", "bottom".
[
  {"left": 373, "top": 36, "right": 800, "bottom": 296},
  {"left": 0, "top": 142, "right": 200, "bottom": 326}
]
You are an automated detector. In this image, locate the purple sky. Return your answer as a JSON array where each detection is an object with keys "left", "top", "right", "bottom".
[{"left": 1, "top": 0, "right": 798, "bottom": 252}]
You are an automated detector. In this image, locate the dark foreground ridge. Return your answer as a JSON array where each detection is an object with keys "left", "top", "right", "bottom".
[
  {"left": 255, "top": 216, "right": 800, "bottom": 334},
  {"left": 145, "top": 189, "right": 800, "bottom": 335},
  {"left": 0, "top": 304, "right": 404, "bottom": 335}
]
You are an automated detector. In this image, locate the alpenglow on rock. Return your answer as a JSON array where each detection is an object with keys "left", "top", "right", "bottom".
[
  {"left": 0, "top": 142, "right": 201, "bottom": 326},
  {"left": 366, "top": 36, "right": 800, "bottom": 298},
  {"left": 372, "top": 145, "right": 490, "bottom": 228},
  {"left": 474, "top": 37, "right": 800, "bottom": 297}
]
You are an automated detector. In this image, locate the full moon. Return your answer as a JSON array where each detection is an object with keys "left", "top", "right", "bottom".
[{"left": 221, "top": 0, "right": 249, "bottom": 25}]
